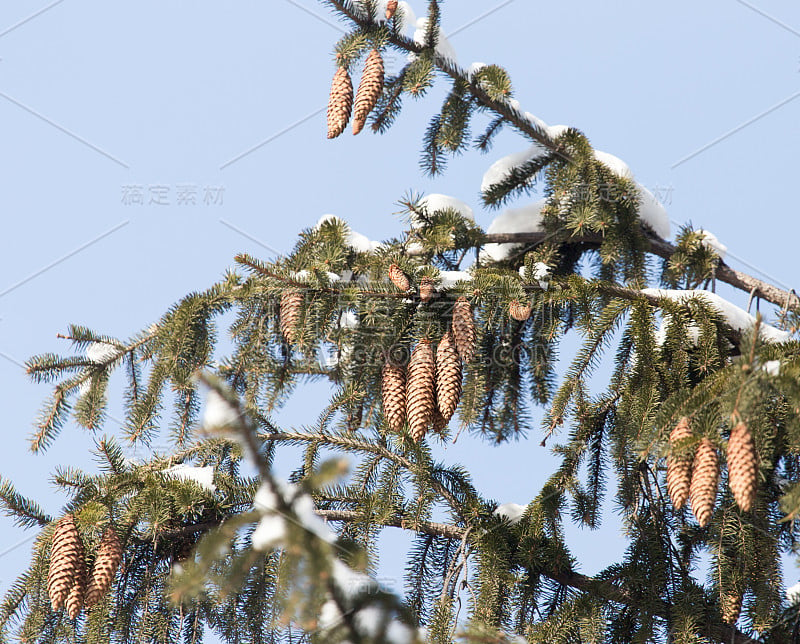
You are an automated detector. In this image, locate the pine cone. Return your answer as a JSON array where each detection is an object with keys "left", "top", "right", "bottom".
[
  {"left": 452, "top": 297, "right": 476, "bottom": 363},
  {"left": 47, "top": 515, "right": 85, "bottom": 611},
  {"left": 84, "top": 528, "right": 123, "bottom": 608},
  {"left": 666, "top": 417, "right": 694, "bottom": 511},
  {"left": 508, "top": 299, "right": 532, "bottom": 322},
  {"left": 65, "top": 555, "right": 86, "bottom": 619},
  {"left": 420, "top": 277, "right": 435, "bottom": 303},
  {"left": 385, "top": 0, "right": 398, "bottom": 20},
  {"left": 327, "top": 66, "right": 353, "bottom": 139},
  {"left": 388, "top": 264, "right": 410, "bottom": 291},
  {"left": 431, "top": 408, "right": 448, "bottom": 434},
  {"left": 435, "top": 331, "right": 462, "bottom": 422},
  {"left": 721, "top": 590, "right": 743, "bottom": 625},
  {"left": 353, "top": 49, "right": 384, "bottom": 135},
  {"left": 728, "top": 421, "right": 757, "bottom": 512},
  {"left": 689, "top": 438, "right": 719, "bottom": 527},
  {"left": 279, "top": 290, "right": 303, "bottom": 345},
  {"left": 381, "top": 360, "right": 406, "bottom": 433},
  {"left": 407, "top": 339, "right": 436, "bottom": 442}
]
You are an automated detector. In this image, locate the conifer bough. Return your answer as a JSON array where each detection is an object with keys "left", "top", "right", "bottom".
[{"left": 4, "top": 1, "right": 800, "bottom": 641}]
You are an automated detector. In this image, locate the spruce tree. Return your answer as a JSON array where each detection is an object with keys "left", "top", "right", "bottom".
[{"left": 2, "top": 1, "right": 800, "bottom": 642}]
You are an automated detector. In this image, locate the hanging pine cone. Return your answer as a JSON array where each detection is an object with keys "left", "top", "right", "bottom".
[
  {"left": 353, "top": 49, "right": 384, "bottom": 135},
  {"left": 721, "top": 590, "right": 743, "bottom": 625},
  {"left": 382, "top": 360, "right": 406, "bottom": 433},
  {"left": 279, "top": 290, "right": 303, "bottom": 345},
  {"left": 728, "top": 421, "right": 757, "bottom": 512},
  {"left": 65, "top": 555, "right": 86, "bottom": 619},
  {"left": 431, "top": 408, "right": 448, "bottom": 434},
  {"left": 452, "top": 297, "right": 476, "bottom": 363},
  {"left": 435, "top": 331, "right": 462, "bottom": 422},
  {"left": 420, "top": 277, "right": 435, "bottom": 303},
  {"left": 689, "top": 438, "right": 719, "bottom": 528},
  {"left": 388, "top": 264, "right": 410, "bottom": 291},
  {"left": 666, "top": 417, "right": 694, "bottom": 511},
  {"left": 327, "top": 66, "right": 353, "bottom": 139},
  {"left": 385, "top": 0, "right": 398, "bottom": 20},
  {"left": 47, "top": 515, "right": 85, "bottom": 611},
  {"left": 406, "top": 339, "right": 435, "bottom": 442},
  {"left": 508, "top": 299, "right": 532, "bottom": 322},
  {"left": 84, "top": 527, "right": 123, "bottom": 608}
]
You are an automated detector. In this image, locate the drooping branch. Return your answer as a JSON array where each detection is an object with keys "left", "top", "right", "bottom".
[
  {"left": 325, "top": 1, "right": 565, "bottom": 156},
  {"left": 256, "top": 429, "right": 467, "bottom": 521},
  {"left": 324, "top": 1, "right": 798, "bottom": 319},
  {"left": 321, "top": 509, "right": 756, "bottom": 644},
  {"left": 483, "top": 231, "right": 799, "bottom": 313},
  {"left": 316, "top": 509, "right": 463, "bottom": 539}
]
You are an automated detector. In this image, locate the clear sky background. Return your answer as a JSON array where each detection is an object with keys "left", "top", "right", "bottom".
[{"left": 1, "top": 0, "right": 800, "bottom": 633}]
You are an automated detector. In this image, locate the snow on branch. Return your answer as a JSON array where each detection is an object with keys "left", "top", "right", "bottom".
[{"left": 641, "top": 288, "right": 790, "bottom": 343}]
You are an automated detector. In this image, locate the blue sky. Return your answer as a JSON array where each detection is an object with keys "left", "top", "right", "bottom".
[{"left": 1, "top": 0, "right": 799, "bottom": 630}]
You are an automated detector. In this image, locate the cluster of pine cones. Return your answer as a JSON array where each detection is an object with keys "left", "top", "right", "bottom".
[
  {"left": 47, "top": 515, "right": 123, "bottom": 618},
  {"left": 388, "top": 264, "right": 439, "bottom": 304},
  {"left": 666, "top": 417, "right": 758, "bottom": 526},
  {"left": 666, "top": 417, "right": 758, "bottom": 624},
  {"left": 326, "top": 44, "right": 387, "bottom": 138},
  {"left": 381, "top": 295, "right": 475, "bottom": 441}
]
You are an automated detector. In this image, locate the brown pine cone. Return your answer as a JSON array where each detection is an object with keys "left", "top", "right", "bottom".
[
  {"left": 385, "top": 0, "right": 398, "bottom": 20},
  {"left": 279, "top": 290, "right": 303, "bottom": 345},
  {"left": 407, "top": 339, "right": 436, "bottom": 442},
  {"left": 721, "top": 590, "right": 743, "bottom": 625},
  {"left": 388, "top": 264, "right": 410, "bottom": 291},
  {"left": 435, "top": 331, "right": 462, "bottom": 422},
  {"left": 508, "top": 299, "right": 532, "bottom": 322},
  {"left": 381, "top": 360, "right": 406, "bottom": 433},
  {"left": 65, "top": 555, "right": 86, "bottom": 619},
  {"left": 84, "top": 527, "right": 123, "bottom": 608},
  {"left": 689, "top": 438, "right": 719, "bottom": 528},
  {"left": 47, "top": 515, "right": 85, "bottom": 611},
  {"left": 666, "top": 417, "right": 694, "bottom": 511},
  {"left": 420, "top": 277, "right": 435, "bottom": 303},
  {"left": 327, "top": 66, "right": 353, "bottom": 139},
  {"left": 452, "top": 297, "right": 476, "bottom": 363},
  {"left": 431, "top": 408, "right": 448, "bottom": 434},
  {"left": 728, "top": 421, "right": 758, "bottom": 512},
  {"left": 353, "top": 49, "right": 384, "bottom": 135}
]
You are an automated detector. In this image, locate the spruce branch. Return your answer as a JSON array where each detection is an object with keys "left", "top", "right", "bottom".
[
  {"left": 324, "top": 0, "right": 799, "bottom": 318},
  {"left": 481, "top": 230, "right": 800, "bottom": 314},
  {"left": 324, "top": 0, "right": 568, "bottom": 158},
  {"left": 320, "top": 508, "right": 754, "bottom": 644}
]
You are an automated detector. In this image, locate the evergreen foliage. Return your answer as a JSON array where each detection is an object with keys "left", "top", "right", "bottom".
[{"left": 2, "top": 2, "right": 800, "bottom": 642}]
